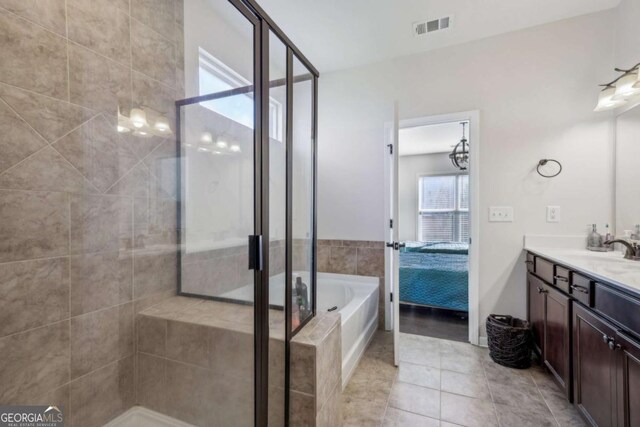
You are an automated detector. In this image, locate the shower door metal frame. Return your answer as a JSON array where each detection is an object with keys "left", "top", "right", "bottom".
[{"left": 174, "top": 0, "right": 318, "bottom": 425}]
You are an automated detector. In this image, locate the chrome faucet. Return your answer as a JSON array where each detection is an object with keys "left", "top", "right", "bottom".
[{"left": 604, "top": 239, "right": 639, "bottom": 260}]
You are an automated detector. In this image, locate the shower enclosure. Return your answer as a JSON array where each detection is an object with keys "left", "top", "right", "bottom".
[
  {"left": 175, "top": 0, "right": 318, "bottom": 425},
  {"left": 0, "top": 0, "right": 316, "bottom": 425}
]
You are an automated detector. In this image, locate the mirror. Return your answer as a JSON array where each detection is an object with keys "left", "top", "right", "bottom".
[{"left": 615, "top": 103, "right": 640, "bottom": 238}]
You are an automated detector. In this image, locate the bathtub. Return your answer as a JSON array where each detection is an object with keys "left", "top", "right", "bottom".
[
  {"left": 317, "top": 273, "right": 379, "bottom": 387},
  {"left": 220, "top": 272, "right": 379, "bottom": 387}
]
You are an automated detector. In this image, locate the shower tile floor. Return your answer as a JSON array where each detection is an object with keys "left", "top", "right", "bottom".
[{"left": 342, "top": 331, "right": 586, "bottom": 427}]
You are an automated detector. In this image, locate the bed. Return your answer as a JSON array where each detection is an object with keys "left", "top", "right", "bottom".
[{"left": 399, "top": 241, "right": 469, "bottom": 312}]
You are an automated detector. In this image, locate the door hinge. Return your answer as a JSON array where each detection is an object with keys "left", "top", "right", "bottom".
[
  {"left": 387, "top": 143, "right": 393, "bottom": 155},
  {"left": 390, "top": 292, "right": 393, "bottom": 302},
  {"left": 389, "top": 219, "right": 393, "bottom": 228}
]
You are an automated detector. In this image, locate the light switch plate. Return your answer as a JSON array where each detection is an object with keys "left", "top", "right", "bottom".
[
  {"left": 547, "top": 206, "right": 561, "bottom": 222},
  {"left": 489, "top": 206, "right": 514, "bottom": 222}
]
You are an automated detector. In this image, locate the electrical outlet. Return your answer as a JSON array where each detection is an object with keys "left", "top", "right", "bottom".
[
  {"left": 547, "top": 206, "right": 561, "bottom": 223},
  {"left": 489, "top": 206, "right": 514, "bottom": 222}
]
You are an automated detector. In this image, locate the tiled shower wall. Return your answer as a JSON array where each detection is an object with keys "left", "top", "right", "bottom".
[
  {"left": 317, "top": 240, "right": 386, "bottom": 328},
  {"left": 0, "top": 0, "right": 183, "bottom": 425}
]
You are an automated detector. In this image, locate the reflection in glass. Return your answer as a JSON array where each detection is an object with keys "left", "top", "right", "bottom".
[
  {"left": 291, "top": 57, "right": 315, "bottom": 330},
  {"left": 268, "top": 30, "right": 287, "bottom": 427}
]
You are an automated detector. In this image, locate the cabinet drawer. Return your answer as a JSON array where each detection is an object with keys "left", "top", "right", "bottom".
[
  {"left": 535, "top": 256, "right": 554, "bottom": 284},
  {"left": 594, "top": 283, "right": 640, "bottom": 336},
  {"left": 526, "top": 252, "right": 534, "bottom": 272},
  {"left": 570, "top": 273, "right": 593, "bottom": 307},
  {"left": 554, "top": 266, "right": 571, "bottom": 293}
]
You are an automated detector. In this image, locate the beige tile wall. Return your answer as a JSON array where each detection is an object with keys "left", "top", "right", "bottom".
[
  {"left": 317, "top": 239, "right": 386, "bottom": 328},
  {"left": 0, "top": 0, "right": 183, "bottom": 425},
  {"left": 289, "top": 312, "right": 342, "bottom": 426}
]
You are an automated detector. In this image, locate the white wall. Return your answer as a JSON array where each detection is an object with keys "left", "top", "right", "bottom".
[
  {"left": 317, "top": 11, "right": 616, "bottom": 336},
  {"left": 614, "top": 0, "right": 640, "bottom": 69},
  {"left": 398, "top": 153, "right": 459, "bottom": 242}
]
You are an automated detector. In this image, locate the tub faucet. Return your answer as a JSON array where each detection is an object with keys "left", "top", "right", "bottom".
[
  {"left": 604, "top": 239, "right": 639, "bottom": 260},
  {"left": 294, "top": 277, "right": 309, "bottom": 316}
]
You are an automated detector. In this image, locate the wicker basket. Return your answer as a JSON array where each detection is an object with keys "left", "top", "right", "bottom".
[{"left": 486, "top": 314, "right": 532, "bottom": 369}]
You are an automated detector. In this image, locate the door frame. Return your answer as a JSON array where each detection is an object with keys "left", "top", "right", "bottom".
[{"left": 384, "top": 109, "right": 481, "bottom": 346}]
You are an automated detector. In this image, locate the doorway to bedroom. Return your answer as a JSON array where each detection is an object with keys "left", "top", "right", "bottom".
[{"left": 397, "top": 119, "right": 470, "bottom": 342}]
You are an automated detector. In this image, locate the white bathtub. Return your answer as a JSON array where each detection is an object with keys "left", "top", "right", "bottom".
[
  {"left": 220, "top": 272, "right": 379, "bottom": 387},
  {"left": 317, "top": 273, "right": 379, "bottom": 387}
]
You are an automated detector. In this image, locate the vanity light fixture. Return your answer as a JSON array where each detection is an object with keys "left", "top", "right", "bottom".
[
  {"left": 613, "top": 71, "right": 640, "bottom": 100},
  {"left": 594, "top": 86, "right": 625, "bottom": 111},
  {"left": 229, "top": 144, "right": 241, "bottom": 153},
  {"left": 595, "top": 63, "right": 640, "bottom": 111},
  {"left": 118, "top": 107, "right": 172, "bottom": 137}
]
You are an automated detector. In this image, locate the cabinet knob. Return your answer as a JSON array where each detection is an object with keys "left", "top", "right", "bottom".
[
  {"left": 537, "top": 286, "right": 548, "bottom": 294},
  {"left": 602, "top": 334, "right": 611, "bottom": 344},
  {"left": 554, "top": 275, "right": 569, "bottom": 282}
]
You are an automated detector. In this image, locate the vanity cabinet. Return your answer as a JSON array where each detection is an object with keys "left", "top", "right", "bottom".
[
  {"left": 527, "top": 272, "right": 545, "bottom": 356},
  {"left": 573, "top": 304, "right": 617, "bottom": 427},
  {"left": 543, "top": 283, "right": 571, "bottom": 398},
  {"left": 526, "top": 271, "right": 571, "bottom": 398},
  {"left": 615, "top": 331, "right": 640, "bottom": 427},
  {"left": 526, "top": 251, "right": 640, "bottom": 427}
]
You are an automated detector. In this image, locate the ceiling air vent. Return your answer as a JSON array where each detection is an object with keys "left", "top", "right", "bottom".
[{"left": 413, "top": 15, "right": 453, "bottom": 37}]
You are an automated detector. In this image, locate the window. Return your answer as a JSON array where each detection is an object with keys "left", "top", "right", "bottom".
[
  {"left": 198, "top": 48, "right": 283, "bottom": 141},
  {"left": 418, "top": 174, "right": 469, "bottom": 242}
]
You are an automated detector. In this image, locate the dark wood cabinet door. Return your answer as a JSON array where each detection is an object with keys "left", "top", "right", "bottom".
[
  {"left": 573, "top": 304, "right": 617, "bottom": 427},
  {"left": 528, "top": 272, "right": 545, "bottom": 357},
  {"left": 615, "top": 331, "right": 640, "bottom": 427},
  {"left": 543, "top": 283, "right": 571, "bottom": 400}
]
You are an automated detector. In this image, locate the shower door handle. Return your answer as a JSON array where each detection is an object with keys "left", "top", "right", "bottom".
[{"left": 248, "top": 235, "right": 263, "bottom": 271}]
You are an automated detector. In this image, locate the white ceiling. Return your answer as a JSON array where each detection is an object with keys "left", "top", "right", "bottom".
[
  {"left": 259, "top": 0, "right": 620, "bottom": 72},
  {"left": 399, "top": 121, "right": 467, "bottom": 156}
]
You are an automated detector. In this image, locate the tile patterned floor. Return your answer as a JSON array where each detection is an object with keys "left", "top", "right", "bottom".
[{"left": 342, "top": 331, "right": 587, "bottom": 427}]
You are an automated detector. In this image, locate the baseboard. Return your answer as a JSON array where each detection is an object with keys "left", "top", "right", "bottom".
[{"left": 478, "top": 336, "right": 488, "bottom": 347}]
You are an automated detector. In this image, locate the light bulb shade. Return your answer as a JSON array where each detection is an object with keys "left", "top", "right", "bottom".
[
  {"left": 200, "top": 132, "right": 213, "bottom": 144},
  {"left": 154, "top": 116, "right": 171, "bottom": 133},
  {"left": 130, "top": 108, "right": 147, "bottom": 128},
  {"left": 229, "top": 144, "right": 241, "bottom": 153},
  {"left": 612, "top": 72, "right": 640, "bottom": 100},
  {"left": 594, "top": 87, "right": 624, "bottom": 111},
  {"left": 215, "top": 138, "right": 228, "bottom": 149}
]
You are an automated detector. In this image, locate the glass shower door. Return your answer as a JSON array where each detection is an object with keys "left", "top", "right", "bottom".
[{"left": 175, "top": 0, "right": 259, "bottom": 425}]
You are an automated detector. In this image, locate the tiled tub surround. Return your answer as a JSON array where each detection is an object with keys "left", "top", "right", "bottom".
[
  {"left": 136, "top": 296, "right": 341, "bottom": 427},
  {"left": 290, "top": 312, "right": 342, "bottom": 427},
  {"left": 0, "top": 0, "right": 184, "bottom": 425},
  {"left": 181, "top": 240, "right": 285, "bottom": 298},
  {"left": 317, "top": 240, "right": 385, "bottom": 329}
]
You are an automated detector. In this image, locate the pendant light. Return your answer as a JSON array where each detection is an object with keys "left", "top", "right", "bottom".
[{"left": 449, "top": 122, "right": 469, "bottom": 171}]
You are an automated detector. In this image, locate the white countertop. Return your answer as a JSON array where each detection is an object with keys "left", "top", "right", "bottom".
[{"left": 524, "top": 246, "right": 640, "bottom": 296}]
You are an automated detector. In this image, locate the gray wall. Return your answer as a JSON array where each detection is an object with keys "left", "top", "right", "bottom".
[{"left": 398, "top": 152, "right": 460, "bottom": 242}]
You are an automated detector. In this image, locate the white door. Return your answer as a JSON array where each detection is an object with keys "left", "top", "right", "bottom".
[{"left": 384, "top": 102, "right": 402, "bottom": 366}]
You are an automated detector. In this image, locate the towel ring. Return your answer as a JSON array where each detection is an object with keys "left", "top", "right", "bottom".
[{"left": 537, "top": 159, "right": 562, "bottom": 178}]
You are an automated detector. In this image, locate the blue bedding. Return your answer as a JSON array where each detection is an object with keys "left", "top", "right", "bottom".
[{"left": 399, "top": 241, "right": 469, "bottom": 312}]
